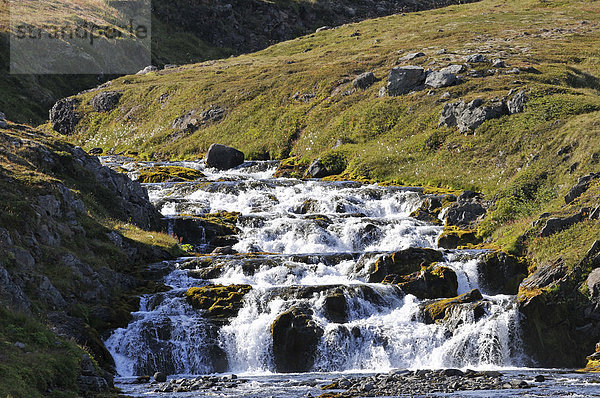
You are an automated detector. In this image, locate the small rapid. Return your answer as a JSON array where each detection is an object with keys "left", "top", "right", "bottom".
[{"left": 104, "top": 158, "right": 525, "bottom": 379}]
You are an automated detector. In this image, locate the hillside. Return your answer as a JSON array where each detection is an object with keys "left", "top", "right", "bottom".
[
  {"left": 0, "top": 119, "right": 183, "bottom": 396},
  {"left": 55, "top": 0, "right": 600, "bottom": 367}
]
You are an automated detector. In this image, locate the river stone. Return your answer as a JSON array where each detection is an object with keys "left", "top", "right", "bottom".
[
  {"left": 205, "top": 144, "right": 245, "bottom": 170},
  {"left": 386, "top": 66, "right": 426, "bottom": 96},
  {"left": 49, "top": 98, "right": 81, "bottom": 135},
  {"left": 271, "top": 306, "right": 324, "bottom": 372},
  {"left": 425, "top": 71, "right": 456, "bottom": 88},
  {"left": 154, "top": 372, "right": 167, "bottom": 382},
  {"left": 89, "top": 91, "right": 122, "bottom": 112}
]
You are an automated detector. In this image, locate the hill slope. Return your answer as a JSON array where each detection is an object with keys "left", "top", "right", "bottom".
[{"left": 57, "top": 0, "right": 600, "bottom": 367}]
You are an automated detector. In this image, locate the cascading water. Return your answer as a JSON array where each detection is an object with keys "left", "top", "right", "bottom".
[{"left": 104, "top": 158, "right": 525, "bottom": 380}]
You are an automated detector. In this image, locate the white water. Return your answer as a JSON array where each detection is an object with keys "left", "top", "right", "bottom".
[{"left": 104, "top": 160, "right": 525, "bottom": 377}]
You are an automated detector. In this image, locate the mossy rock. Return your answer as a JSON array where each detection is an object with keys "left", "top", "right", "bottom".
[
  {"left": 580, "top": 359, "right": 600, "bottom": 372},
  {"left": 185, "top": 284, "right": 251, "bottom": 319},
  {"left": 422, "top": 288, "right": 484, "bottom": 324},
  {"left": 137, "top": 166, "right": 205, "bottom": 183},
  {"left": 368, "top": 248, "right": 444, "bottom": 283},
  {"left": 479, "top": 251, "right": 529, "bottom": 295},
  {"left": 273, "top": 157, "right": 309, "bottom": 178},
  {"left": 388, "top": 264, "right": 458, "bottom": 299},
  {"left": 437, "top": 226, "right": 480, "bottom": 249}
]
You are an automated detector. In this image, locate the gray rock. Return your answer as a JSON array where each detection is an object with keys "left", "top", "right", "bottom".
[
  {"left": 386, "top": 66, "right": 426, "bottom": 96},
  {"left": 520, "top": 260, "right": 568, "bottom": 290},
  {"left": 353, "top": 72, "right": 377, "bottom": 90},
  {"left": 441, "top": 64, "right": 466, "bottom": 74},
  {"left": 0, "top": 111, "right": 6, "bottom": 128},
  {"left": 315, "top": 26, "right": 331, "bottom": 33},
  {"left": 304, "top": 157, "right": 345, "bottom": 178},
  {"left": 154, "top": 372, "right": 168, "bottom": 382},
  {"left": 49, "top": 98, "right": 81, "bottom": 135},
  {"left": 444, "top": 202, "right": 486, "bottom": 228},
  {"left": 89, "top": 91, "right": 122, "bottom": 112},
  {"left": 440, "top": 99, "right": 508, "bottom": 134},
  {"left": 205, "top": 144, "right": 245, "bottom": 170},
  {"left": 425, "top": 71, "right": 456, "bottom": 88},
  {"left": 540, "top": 212, "right": 583, "bottom": 237},
  {"left": 399, "top": 52, "right": 425, "bottom": 62},
  {"left": 492, "top": 59, "right": 506, "bottom": 68},
  {"left": 565, "top": 173, "right": 600, "bottom": 204},
  {"left": 507, "top": 90, "right": 528, "bottom": 114},
  {"left": 14, "top": 342, "right": 25, "bottom": 349},
  {"left": 587, "top": 269, "right": 600, "bottom": 297},
  {"left": 136, "top": 65, "right": 159, "bottom": 75},
  {"left": 172, "top": 106, "right": 227, "bottom": 133},
  {"left": 465, "top": 54, "right": 487, "bottom": 63}
]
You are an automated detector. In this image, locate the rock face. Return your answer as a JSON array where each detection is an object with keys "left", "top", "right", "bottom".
[
  {"left": 271, "top": 306, "right": 324, "bottom": 372},
  {"left": 353, "top": 72, "right": 377, "bottom": 89},
  {"left": 386, "top": 66, "right": 426, "bottom": 96},
  {"left": 89, "top": 91, "right": 122, "bottom": 112},
  {"left": 478, "top": 252, "right": 528, "bottom": 295},
  {"left": 49, "top": 98, "right": 81, "bottom": 135},
  {"left": 539, "top": 209, "right": 586, "bottom": 237},
  {"left": 205, "top": 144, "right": 245, "bottom": 170},
  {"left": 439, "top": 98, "right": 508, "bottom": 134}
]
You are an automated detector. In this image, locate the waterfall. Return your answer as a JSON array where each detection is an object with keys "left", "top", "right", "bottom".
[{"left": 104, "top": 159, "right": 524, "bottom": 377}]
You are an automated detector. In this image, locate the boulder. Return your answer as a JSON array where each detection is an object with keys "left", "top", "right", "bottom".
[
  {"left": 465, "top": 54, "right": 487, "bottom": 63},
  {"left": 323, "top": 290, "right": 349, "bottom": 323},
  {"left": 353, "top": 72, "right": 377, "bottom": 89},
  {"left": 205, "top": 144, "right": 244, "bottom": 170},
  {"left": 49, "top": 98, "right": 81, "bottom": 135},
  {"left": 444, "top": 202, "right": 486, "bottom": 229},
  {"left": 136, "top": 65, "right": 159, "bottom": 75},
  {"left": 565, "top": 173, "right": 600, "bottom": 204},
  {"left": 586, "top": 269, "right": 600, "bottom": 297},
  {"left": 520, "top": 259, "right": 568, "bottom": 291},
  {"left": 399, "top": 52, "right": 426, "bottom": 62},
  {"left": 386, "top": 66, "right": 426, "bottom": 96},
  {"left": 478, "top": 251, "right": 528, "bottom": 295},
  {"left": 172, "top": 106, "right": 227, "bottom": 133},
  {"left": 89, "top": 91, "right": 122, "bottom": 112},
  {"left": 185, "top": 284, "right": 252, "bottom": 320},
  {"left": 425, "top": 71, "right": 456, "bottom": 88},
  {"left": 441, "top": 64, "right": 466, "bottom": 74},
  {"left": 364, "top": 247, "right": 444, "bottom": 283},
  {"left": 439, "top": 99, "right": 508, "bottom": 134},
  {"left": 539, "top": 211, "right": 584, "bottom": 237},
  {"left": 437, "top": 227, "right": 480, "bottom": 249},
  {"left": 421, "top": 289, "right": 485, "bottom": 324},
  {"left": 0, "top": 111, "right": 6, "bottom": 128},
  {"left": 153, "top": 372, "right": 167, "bottom": 382},
  {"left": 507, "top": 90, "right": 528, "bottom": 114},
  {"left": 271, "top": 306, "right": 324, "bottom": 372},
  {"left": 390, "top": 265, "right": 458, "bottom": 299},
  {"left": 304, "top": 156, "right": 345, "bottom": 178}
]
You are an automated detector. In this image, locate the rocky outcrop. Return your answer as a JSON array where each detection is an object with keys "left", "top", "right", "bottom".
[
  {"left": 443, "top": 190, "right": 487, "bottom": 229},
  {"left": 186, "top": 284, "right": 252, "bottom": 320},
  {"left": 425, "top": 71, "right": 457, "bottom": 89},
  {"left": 539, "top": 208, "right": 587, "bottom": 237},
  {"left": 359, "top": 248, "right": 444, "bottom": 283},
  {"left": 353, "top": 72, "right": 377, "bottom": 89},
  {"left": 564, "top": 173, "right": 600, "bottom": 204},
  {"left": 172, "top": 106, "right": 227, "bottom": 134},
  {"left": 271, "top": 305, "right": 324, "bottom": 372},
  {"left": 478, "top": 252, "right": 528, "bottom": 295},
  {"left": 205, "top": 143, "right": 245, "bottom": 170},
  {"left": 90, "top": 91, "right": 122, "bottom": 112},
  {"left": 421, "top": 288, "right": 485, "bottom": 324},
  {"left": 386, "top": 265, "right": 458, "bottom": 299},
  {"left": 49, "top": 98, "right": 81, "bottom": 135},
  {"left": 439, "top": 98, "right": 507, "bottom": 134}
]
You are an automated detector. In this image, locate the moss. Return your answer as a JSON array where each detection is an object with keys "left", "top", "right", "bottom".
[
  {"left": 423, "top": 289, "right": 484, "bottom": 323},
  {"left": 186, "top": 284, "right": 252, "bottom": 319},
  {"left": 137, "top": 166, "right": 205, "bottom": 183},
  {"left": 273, "top": 157, "right": 309, "bottom": 178},
  {"left": 438, "top": 226, "right": 480, "bottom": 249},
  {"left": 580, "top": 359, "right": 600, "bottom": 373}
]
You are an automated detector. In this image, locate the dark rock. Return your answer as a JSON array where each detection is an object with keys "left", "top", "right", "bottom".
[
  {"left": 520, "top": 259, "right": 568, "bottom": 290},
  {"left": 271, "top": 306, "right": 323, "bottom": 372},
  {"left": 386, "top": 66, "right": 426, "bottom": 96},
  {"left": 154, "top": 372, "right": 167, "bottom": 382},
  {"left": 399, "top": 52, "right": 426, "bottom": 62},
  {"left": 323, "top": 290, "right": 349, "bottom": 323},
  {"left": 304, "top": 157, "right": 345, "bottom": 178},
  {"left": 89, "top": 91, "right": 122, "bottom": 112},
  {"left": 49, "top": 98, "right": 81, "bottom": 135},
  {"left": 78, "top": 353, "right": 110, "bottom": 393},
  {"left": 425, "top": 71, "right": 456, "bottom": 88},
  {"left": 437, "top": 227, "right": 480, "bottom": 249},
  {"left": 364, "top": 248, "right": 444, "bottom": 283},
  {"left": 205, "top": 144, "right": 245, "bottom": 170},
  {"left": 565, "top": 173, "right": 600, "bottom": 204},
  {"left": 353, "top": 72, "right": 377, "bottom": 89},
  {"left": 0, "top": 111, "right": 7, "bottom": 128},
  {"left": 539, "top": 212, "right": 584, "bottom": 237},
  {"left": 392, "top": 266, "right": 458, "bottom": 299},
  {"left": 444, "top": 195, "right": 486, "bottom": 229},
  {"left": 478, "top": 251, "right": 529, "bottom": 295},
  {"left": 88, "top": 147, "right": 103, "bottom": 155},
  {"left": 534, "top": 375, "right": 546, "bottom": 382},
  {"left": 186, "top": 284, "right": 252, "bottom": 319}
]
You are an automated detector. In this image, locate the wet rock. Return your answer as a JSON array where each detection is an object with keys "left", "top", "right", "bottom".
[
  {"left": 478, "top": 251, "right": 529, "bottom": 295},
  {"left": 353, "top": 72, "right": 377, "bottom": 89},
  {"left": 386, "top": 66, "right": 426, "bottom": 96},
  {"left": 205, "top": 144, "right": 245, "bottom": 170},
  {"left": 534, "top": 375, "right": 546, "bottom": 382},
  {"left": 271, "top": 306, "right": 324, "bottom": 372},
  {"left": 185, "top": 284, "right": 252, "bottom": 319},
  {"left": 304, "top": 158, "right": 344, "bottom": 178},
  {"left": 391, "top": 265, "right": 458, "bottom": 299},
  {"left": 565, "top": 173, "right": 600, "bottom": 204},
  {"left": 323, "top": 290, "right": 348, "bottom": 323},
  {"left": 365, "top": 248, "right": 444, "bottom": 283},
  {"left": 421, "top": 289, "right": 484, "bottom": 324},
  {"left": 89, "top": 91, "right": 122, "bottom": 112},
  {"left": 154, "top": 371, "right": 167, "bottom": 382},
  {"left": 49, "top": 98, "right": 81, "bottom": 135},
  {"left": 425, "top": 70, "right": 457, "bottom": 88},
  {"left": 437, "top": 226, "right": 479, "bottom": 249}
]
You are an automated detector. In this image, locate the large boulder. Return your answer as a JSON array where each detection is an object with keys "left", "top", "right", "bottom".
[
  {"left": 421, "top": 289, "right": 485, "bottom": 324},
  {"left": 507, "top": 90, "right": 528, "bottom": 114},
  {"left": 478, "top": 251, "right": 528, "bottom": 295},
  {"left": 304, "top": 156, "right": 346, "bottom": 178},
  {"left": 388, "top": 265, "right": 458, "bottom": 300},
  {"left": 439, "top": 98, "right": 508, "bottom": 134},
  {"left": 185, "top": 284, "right": 252, "bottom": 320},
  {"left": 205, "top": 144, "right": 245, "bottom": 170},
  {"left": 363, "top": 248, "right": 444, "bottom": 283},
  {"left": 49, "top": 98, "right": 81, "bottom": 135},
  {"left": 443, "top": 191, "right": 487, "bottom": 229},
  {"left": 89, "top": 91, "right": 122, "bottom": 112},
  {"left": 172, "top": 106, "right": 227, "bottom": 133},
  {"left": 386, "top": 66, "right": 426, "bottom": 96},
  {"left": 271, "top": 306, "right": 324, "bottom": 372}
]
